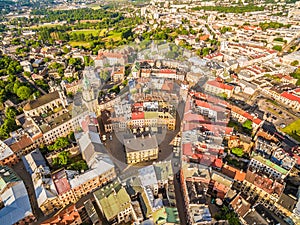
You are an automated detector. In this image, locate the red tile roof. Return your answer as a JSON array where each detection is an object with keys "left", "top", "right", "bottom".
[
  {"left": 133, "top": 102, "right": 144, "bottom": 108},
  {"left": 52, "top": 170, "right": 71, "bottom": 195},
  {"left": 183, "top": 111, "right": 205, "bottom": 122},
  {"left": 205, "top": 52, "right": 223, "bottom": 60},
  {"left": 230, "top": 194, "right": 251, "bottom": 218},
  {"left": 243, "top": 26, "right": 261, "bottom": 31},
  {"left": 195, "top": 100, "right": 225, "bottom": 112},
  {"left": 206, "top": 80, "right": 234, "bottom": 91},
  {"left": 183, "top": 143, "right": 193, "bottom": 156},
  {"left": 131, "top": 112, "right": 145, "bottom": 120},
  {"left": 293, "top": 88, "right": 300, "bottom": 93},
  {"left": 229, "top": 105, "right": 262, "bottom": 125},
  {"left": 281, "top": 91, "right": 300, "bottom": 103},
  {"left": 199, "top": 34, "right": 210, "bottom": 41},
  {"left": 213, "top": 158, "right": 223, "bottom": 168},
  {"left": 97, "top": 52, "right": 124, "bottom": 60},
  {"left": 245, "top": 170, "right": 284, "bottom": 196},
  {"left": 201, "top": 124, "right": 233, "bottom": 135},
  {"left": 158, "top": 69, "right": 176, "bottom": 74},
  {"left": 222, "top": 164, "right": 246, "bottom": 181},
  {"left": 41, "top": 204, "right": 81, "bottom": 225},
  {"left": 211, "top": 180, "right": 230, "bottom": 199},
  {"left": 80, "top": 115, "right": 98, "bottom": 132},
  {"left": 9, "top": 135, "right": 33, "bottom": 153},
  {"left": 282, "top": 75, "right": 294, "bottom": 81}
]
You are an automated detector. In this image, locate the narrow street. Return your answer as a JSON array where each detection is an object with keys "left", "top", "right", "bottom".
[{"left": 174, "top": 173, "right": 188, "bottom": 225}]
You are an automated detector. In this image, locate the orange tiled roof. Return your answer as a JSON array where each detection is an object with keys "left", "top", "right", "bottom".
[
  {"left": 41, "top": 205, "right": 81, "bottom": 225},
  {"left": 222, "top": 164, "right": 246, "bottom": 181},
  {"left": 9, "top": 135, "right": 33, "bottom": 153}
]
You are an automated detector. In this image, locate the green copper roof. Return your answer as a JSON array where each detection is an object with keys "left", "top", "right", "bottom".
[
  {"left": 253, "top": 155, "right": 288, "bottom": 175},
  {"left": 165, "top": 207, "right": 180, "bottom": 224},
  {"left": 153, "top": 207, "right": 167, "bottom": 225},
  {"left": 0, "top": 166, "right": 21, "bottom": 192},
  {"left": 83, "top": 75, "right": 91, "bottom": 90},
  {"left": 94, "top": 181, "right": 131, "bottom": 221}
]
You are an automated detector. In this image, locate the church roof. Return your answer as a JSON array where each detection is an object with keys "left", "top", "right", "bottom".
[{"left": 23, "top": 91, "right": 60, "bottom": 111}]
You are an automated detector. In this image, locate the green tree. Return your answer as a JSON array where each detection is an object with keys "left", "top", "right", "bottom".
[
  {"left": 17, "top": 86, "right": 32, "bottom": 100},
  {"left": 272, "top": 45, "right": 282, "bottom": 51},
  {"left": 48, "top": 137, "right": 70, "bottom": 151},
  {"left": 291, "top": 60, "right": 299, "bottom": 67},
  {"left": 24, "top": 71, "right": 31, "bottom": 77},
  {"left": 68, "top": 160, "right": 88, "bottom": 172},
  {"left": 13, "top": 81, "right": 22, "bottom": 94},
  {"left": 53, "top": 151, "right": 70, "bottom": 166},
  {"left": 242, "top": 120, "right": 252, "bottom": 130},
  {"left": 58, "top": 151, "right": 69, "bottom": 165},
  {"left": 68, "top": 131, "right": 75, "bottom": 142},
  {"left": 62, "top": 46, "right": 70, "bottom": 54},
  {"left": 0, "top": 118, "right": 18, "bottom": 139},
  {"left": 242, "top": 119, "right": 253, "bottom": 134},
  {"left": 5, "top": 107, "right": 18, "bottom": 119}
]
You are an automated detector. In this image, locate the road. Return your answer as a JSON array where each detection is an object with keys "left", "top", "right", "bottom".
[
  {"left": 173, "top": 173, "right": 188, "bottom": 225},
  {"left": 279, "top": 37, "right": 300, "bottom": 56}
]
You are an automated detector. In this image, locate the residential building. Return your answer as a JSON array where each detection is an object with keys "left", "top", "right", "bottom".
[
  {"left": 70, "top": 113, "right": 117, "bottom": 199},
  {"left": 234, "top": 170, "right": 285, "bottom": 206},
  {"left": 204, "top": 79, "right": 234, "bottom": 98},
  {"left": 279, "top": 91, "right": 300, "bottom": 111},
  {"left": 95, "top": 51, "right": 127, "bottom": 67},
  {"left": 227, "top": 135, "right": 253, "bottom": 154},
  {"left": 0, "top": 166, "right": 35, "bottom": 225},
  {"left": 138, "top": 161, "right": 173, "bottom": 196},
  {"left": 229, "top": 194, "right": 251, "bottom": 220},
  {"left": 221, "top": 164, "right": 246, "bottom": 182},
  {"left": 248, "top": 155, "right": 289, "bottom": 180},
  {"left": 61, "top": 80, "right": 81, "bottom": 95},
  {"left": 84, "top": 200, "right": 100, "bottom": 225},
  {"left": 23, "top": 149, "right": 59, "bottom": 215},
  {"left": 112, "top": 66, "right": 125, "bottom": 83},
  {"left": 64, "top": 66, "right": 76, "bottom": 78},
  {"left": 94, "top": 180, "right": 137, "bottom": 225},
  {"left": 188, "top": 204, "right": 212, "bottom": 225},
  {"left": 0, "top": 140, "right": 19, "bottom": 166},
  {"left": 40, "top": 204, "right": 82, "bottom": 225}
]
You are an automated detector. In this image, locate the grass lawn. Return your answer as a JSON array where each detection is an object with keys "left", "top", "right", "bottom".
[
  {"left": 231, "top": 147, "right": 244, "bottom": 157},
  {"left": 103, "top": 31, "right": 122, "bottom": 41},
  {"left": 69, "top": 41, "right": 91, "bottom": 48},
  {"left": 282, "top": 118, "right": 300, "bottom": 142},
  {"left": 70, "top": 29, "right": 100, "bottom": 36},
  {"left": 99, "top": 28, "right": 107, "bottom": 37},
  {"left": 29, "top": 24, "right": 60, "bottom": 29},
  {"left": 86, "top": 4, "right": 101, "bottom": 9}
]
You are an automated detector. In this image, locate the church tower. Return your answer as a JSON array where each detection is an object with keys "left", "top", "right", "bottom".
[{"left": 82, "top": 75, "right": 98, "bottom": 112}]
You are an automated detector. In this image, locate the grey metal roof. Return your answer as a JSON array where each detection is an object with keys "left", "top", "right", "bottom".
[
  {"left": 124, "top": 135, "right": 158, "bottom": 153},
  {"left": 0, "top": 181, "right": 33, "bottom": 225}
]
